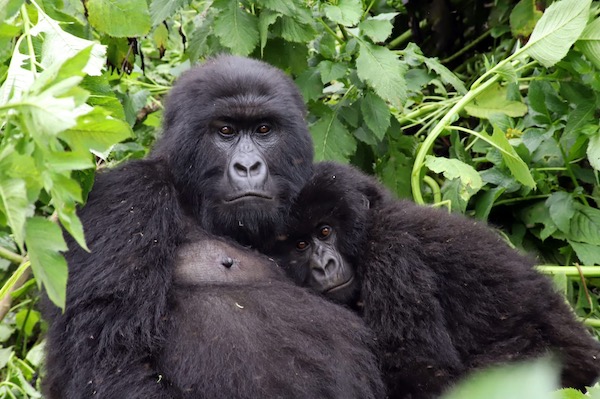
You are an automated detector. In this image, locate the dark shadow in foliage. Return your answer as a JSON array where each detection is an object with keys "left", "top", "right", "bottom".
[
  {"left": 41, "top": 56, "right": 383, "bottom": 398},
  {"left": 273, "top": 161, "right": 600, "bottom": 399}
]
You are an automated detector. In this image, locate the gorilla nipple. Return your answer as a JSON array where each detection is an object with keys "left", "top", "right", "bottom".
[{"left": 221, "top": 257, "right": 234, "bottom": 268}]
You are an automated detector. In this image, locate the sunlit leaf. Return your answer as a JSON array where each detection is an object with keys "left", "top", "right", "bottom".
[
  {"left": 360, "top": 91, "right": 390, "bottom": 141},
  {"left": 577, "top": 17, "right": 600, "bottom": 69},
  {"left": 359, "top": 13, "right": 397, "bottom": 43},
  {"left": 311, "top": 109, "right": 357, "bottom": 161},
  {"left": 425, "top": 156, "right": 483, "bottom": 202},
  {"left": 0, "top": 179, "right": 33, "bottom": 250},
  {"left": 324, "top": 0, "right": 362, "bottom": 27},
  {"left": 587, "top": 132, "right": 600, "bottom": 171},
  {"left": 464, "top": 83, "right": 527, "bottom": 118},
  {"left": 87, "top": 0, "right": 151, "bottom": 37},
  {"left": 213, "top": 0, "right": 259, "bottom": 56}
]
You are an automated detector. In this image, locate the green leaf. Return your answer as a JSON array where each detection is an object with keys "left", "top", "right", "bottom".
[
  {"left": 577, "top": 17, "right": 600, "bottom": 69},
  {"left": 30, "top": 9, "right": 106, "bottom": 76},
  {"left": 0, "top": 47, "right": 35, "bottom": 105},
  {"left": 425, "top": 156, "right": 483, "bottom": 203},
  {"left": 150, "top": 0, "right": 189, "bottom": 26},
  {"left": 295, "top": 68, "right": 322, "bottom": 102},
  {"left": 490, "top": 127, "right": 536, "bottom": 189},
  {"left": 272, "top": 15, "right": 316, "bottom": 43},
  {"left": 323, "top": 0, "right": 362, "bottom": 27},
  {"left": 524, "top": 0, "right": 591, "bottom": 67},
  {"left": 356, "top": 41, "right": 407, "bottom": 110},
  {"left": 0, "top": 179, "right": 33, "bottom": 250},
  {"left": 87, "top": 0, "right": 151, "bottom": 37},
  {"left": 358, "top": 13, "right": 397, "bottom": 43},
  {"left": 152, "top": 23, "right": 169, "bottom": 57},
  {"left": 442, "top": 359, "right": 559, "bottom": 399},
  {"left": 474, "top": 187, "right": 506, "bottom": 221},
  {"left": 310, "top": 109, "right": 357, "bottom": 161},
  {"left": 568, "top": 241, "right": 600, "bottom": 265},
  {"left": 359, "top": 91, "right": 390, "bottom": 141},
  {"left": 569, "top": 204, "right": 600, "bottom": 246},
  {"left": 510, "top": 0, "right": 542, "bottom": 38},
  {"left": 0, "top": 346, "right": 12, "bottom": 369},
  {"left": 213, "top": 0, "right": 259, "bottom": 56},
  {"left": 15, "top": 308, "right": 40, "bottom": 337},
  {"left": 317, "top": 61, "right": 347, "bottom": 83},
  {"left": 422, "top": 57, "right": 468, "bottom": 94},
  {"left": 258, "top": 10, "right": 280, "bottom": 51},
  {"left": 545, "top": 192, "right": 575, "bottom": 234},
  {"left": 464, "top": 83, "right": 528, "bottom": 118},
  {"left": 587, "top": 131, "right": 600, "bottom": 171},
  {"left": 60, "top": 108, "right": 133, "bottom": 157},
  {"left": 25, "top": 217, "right": 68, "bottom": 310},
  {"left": 0, "top": 0, "right": 22, "bottom": 22}
]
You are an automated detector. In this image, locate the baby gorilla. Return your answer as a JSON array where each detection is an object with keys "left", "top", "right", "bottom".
[
  {"left": 158, "top": 229, "right": 385, "bottom": 399},
  {"left": 274, "top": 161, "right": 600, "bottom": 399}
]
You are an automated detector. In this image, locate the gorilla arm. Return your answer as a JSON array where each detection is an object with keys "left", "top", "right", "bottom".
[{"left": 42, "top": 159, "right": 184, "bottom": 399}]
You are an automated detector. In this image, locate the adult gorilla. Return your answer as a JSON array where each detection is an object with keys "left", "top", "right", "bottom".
[{"left": 41, "top": 56, "right": 383, "bottom": 398}]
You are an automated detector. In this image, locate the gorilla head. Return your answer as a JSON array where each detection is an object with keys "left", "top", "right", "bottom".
[{"left": 152, "top": 55, "right": 314, "bottom": 248}]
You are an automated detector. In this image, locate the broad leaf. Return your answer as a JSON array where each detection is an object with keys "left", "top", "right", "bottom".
[
  {"left": 569, "top": 204, "right": 600, "bottom": 246},
  {"left": 587, "top": 131, "right": 600, "bottom": 171},
  {"left": 0, "top": 179, "right": 33, "bottom": 250},
  {"left": 545, "top": 192, "right": 575, "bottom": 234},
  {"left": 464, "top": 83, "right": 527, "bottom": 118},
  {"left": 317, "top": 61, "right": 347, "bottom": 84},
  {"left": 311, "top": 109, "right": 357, "bottom": 161},
  {"left": 360, "top": 91, "right": 390, "bottom": 141},
  {"left": 490, "top": 127, "right": 536, "bottom": 189},
  {"left": 295, "top": 68, "right": 322, "bottom": 102},
  {"left": 0, "top": 47, "right": 34, "bottom": 105},
  {"left": 509, "top": 0, "right": 542, "bottom": 38},
  {"left": 359, "top": 13, "right": 397, "bottom": 43},
  {"left": 87, "top": 0, "right": 151, "bottom": 37},
  {"left": 25, "top": 217, "right": 68, "bottom": 310},
  {"left": 150, "top": 0, "right": 189, "bottom": 26},
  {"left": 356, "top": 41, "right": 406, "bottom": 109},
  {"left": 213, "top": 0, "right": 259, "bottom": 56},
  {"left": 324, "top": 0, "right": 362, "bottom": 27},
  {"left": 568, "top": 241, "right": 600, "bottom": 265},
  {"left": 577, "top": 17, "right": 600, "bottom": 71},
  {"left": 425, "top": 156, "right": 483, "bottom": 202},
  {"left": 524, "top": 0, "right": 591, "bottom": 67}
]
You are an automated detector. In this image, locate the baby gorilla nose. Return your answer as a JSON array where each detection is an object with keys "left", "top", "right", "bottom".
[{"left": 221, "top": 257, "right": 234, "bottom": 268}]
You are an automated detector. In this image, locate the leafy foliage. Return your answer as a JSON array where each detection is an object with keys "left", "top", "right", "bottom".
[{"left": 0, "top": 0, "right": 598, "bottom": 397}]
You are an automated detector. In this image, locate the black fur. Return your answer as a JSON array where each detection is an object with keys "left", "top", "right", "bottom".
[
  {"left": 41, "top": 57, "right": 382, "bottom": 398},
  {"left": 160, "top": 230, "right": 385, "bottom": 398},
  {"left": 276, "top": 161, "right": 600, "bottom": 398}
]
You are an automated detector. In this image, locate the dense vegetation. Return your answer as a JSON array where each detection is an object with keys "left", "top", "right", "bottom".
[{"left": 0, "top": 0, "right": 598, "bottom": 396}]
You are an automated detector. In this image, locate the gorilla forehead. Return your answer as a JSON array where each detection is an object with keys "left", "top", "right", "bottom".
[{"left": 164, "top": 55, "right": 306, "bottom": 127}]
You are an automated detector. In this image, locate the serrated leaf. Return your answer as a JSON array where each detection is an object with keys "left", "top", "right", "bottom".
[
  {"left": 422, "top": 57, "right": 467, "bottom": 94},
  {"left": 295, "top": 68, "right": 322, "bottom": 102},
  {"left": 150, "top": 0, "right": 189, "bottom": 26},
  {"left": 569, "top": 204, "right": 600, "bottom": 246},
  {"left": 30, "top": 9, "right": 106, "bottom": 76},
  {"left": 474, "top": 187, "right": 506, "bottom": 221},
  {"left": 317, "top": 60, "right": 347, "bottom": 83},
  {"left": 464, "top": 83, "right": 528, "bottom": 118},
  {"left": 60, "top": 108, "right": 132, "bottom": 156},
  {"left": 545, "top": 192, "right": 575, "bottom": 233},
  {"left": 577, "top": 17, "right": 600, "bottom": 70},
  {"left": 311, "top": 109, "right": 356, "bottom": 161},
  {"left": 490, "top": 127, "right": 536, "bottom": 188},
  {"left": 213, "top": 0, "right": 259, "bottom": 56},
  {"left": 25, "top": 217, "right": 68, "bottom": 310},
  {"left": 324, "top": 0, "right": 362, "bottom": 27},
  {"left": 568, "top": 241, "right": 600, "bottom": 265},
  {"left": 360, "top": 91, "right": 390, "bottom": 141},
  {"left": 359, "top": 13, "right": 397, "bottom": 43},
  {"left": 87, "top": 0, "right": 151, "bottom": 37},
  {"left": 0, "top": 179, "right": 33, "bottom": 250},
  {"left": 274, "top": 15, "right": 316, "bottom": 43},
  {"left": 258, "top": 10, "right": 280, "bottom": 51},
  {"left": 524, "top": 0, "right": 591, "bottom": 67},
  {"left": 356, "top": 42, "right": 406, "bottom": 109},
  {"left": 425, "top": 156, "right": 483, "bottom": 203},
  {"left": 152, "top": 23, "right": 169, "bottom": 57},
  {"left": 587, "top": 132, "right": 600, "bottom": 171},
  {"left": 0, "top": 47, "right": 35, "bottom": 105}
]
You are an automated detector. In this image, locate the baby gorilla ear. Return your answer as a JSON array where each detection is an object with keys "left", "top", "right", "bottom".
[{"left": 361, "top": 196, "right": 370, "bottom": 209}]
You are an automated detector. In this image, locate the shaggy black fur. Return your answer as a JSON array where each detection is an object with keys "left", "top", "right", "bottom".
[
  {"left": 41, "top": 57, "right": 383, "bottom": 398},
  {"left": 159, "top": 230, "right": 385, "bottom": 398},
  {"left": 275, "top": 161, "right": 600, "bottom": 398}
]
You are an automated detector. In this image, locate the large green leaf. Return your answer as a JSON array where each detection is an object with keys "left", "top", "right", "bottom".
[
  {"left": 425, "top": 156, "right": 483, "bottom": 203},
  {"left": 25, "top": 217, "right": 68, "bottom": 310},
  {"left": 213, "top": 0, "right": 259, "bottom": 56},
  {"left": 356, "top": 41, "right": 406, "bottom": 110},
  {"left": 0, "top": 179, "right": 33, "bottom": 250},
  {"left": 310, "top": 109, "right": 357, "bottom": 161},
  {"left": 524, "top": 0, "right": 591, "bottom": 67},
  {"left": 545, "top": 192, "right": 575, "bottom": 234},
  {"left": 569, "top": 204, "right": 600, "bottom": 246},
  {"left": 464, "top": 83, "right": 527, "bottom": 118},
  {"left": 587, "top": 131, "right": 600, "bottom": 171},
  {"left": 359, "top": 91, "right": 390, "bottom": 141},
  {"left": 490, "top": 127, "right": 536, "bottom": 189},
  {"left": 568, "top": 241, "right": 600, "bottom": 265},
  {"left": 577, "top": 17, "right": 600, "bottom": 71},
  {"left": 509, "top": 0, "right": 542, "bottom": 38},
  {"left": 323, "top": 0, "right": 362, "bottom": 27},
  {"left": 150, "top": 0, "right": 189, "bottom": 26},
  {"left": 87, "top": 0, "right": 151, "bottom": 37},
  {"left": 358, "top": 13, "right": 397, "bottom": 43}
]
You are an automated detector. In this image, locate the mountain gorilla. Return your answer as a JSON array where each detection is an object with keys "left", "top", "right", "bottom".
[
  {"left": 274, "top": 161, "right": 600, "bottom": 398},
  {"left": 41, "top": 57, "right": 383, "bottom": 398},
  {"left": 159, "top": 229, "right": 384, "bottom": 398}
]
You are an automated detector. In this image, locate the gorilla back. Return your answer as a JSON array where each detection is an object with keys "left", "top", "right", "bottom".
[{"left": 161, "top": 231, "right": 385, "bottom": 399}]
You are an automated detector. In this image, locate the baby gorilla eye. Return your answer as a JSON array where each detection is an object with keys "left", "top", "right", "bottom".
[
  {"left": 219, "top": 126, "right": 234, "bottom": 135},
  {"left": 256, "top": 124, "right": 271, "bottom": 134},
  {"left": 296, "top": 240, "right": 310, "bottom": 251},
  {"left": 318, "top": 225, "right": 332, "bottom": 239}
]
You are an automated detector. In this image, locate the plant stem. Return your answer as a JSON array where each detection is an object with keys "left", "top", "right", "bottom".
[
  {"left": 0, "top": 247, "right": 24, "bottom": 265},
  {"left": 441, "top": 30, "right": 492, "bottom": 65},
  {"left": 536, "top": 266, "right": 600, "bottom": 276}
]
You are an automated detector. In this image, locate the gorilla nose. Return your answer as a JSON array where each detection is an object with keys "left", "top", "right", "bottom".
[
  {"left": 228, "top": 152, "right": 268, "bottom": 189},
  {"left": 312, "top": 259, "right": 336, "bottom": 277}
]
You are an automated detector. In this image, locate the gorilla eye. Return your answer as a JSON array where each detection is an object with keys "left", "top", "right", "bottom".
[
  {"left": 318, "top": 225, "right": 332, "bottom": 239},
  {"left": 219, "top": 126, "right": 234, "bottom": 136},
  {"left": 296, "top": 241, "right": 309, "bottom": 251},
  {"left": 256, "top": 125, "right": 270, "bottom": 134}
]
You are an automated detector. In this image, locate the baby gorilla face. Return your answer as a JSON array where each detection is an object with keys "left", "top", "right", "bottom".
[{"left": 174, "top": 238, "right": 279, "bottom": 284}]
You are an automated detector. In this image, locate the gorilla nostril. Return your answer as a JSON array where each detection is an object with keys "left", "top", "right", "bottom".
[
  {"left": 249, "top": 162, "right": 263, "bottom": 177},
  {"left": 221, "top": 257, "right": 234, "bottom": 268},
  {"left": 234, "top": 163, "right": 248, "bottom": 177}
]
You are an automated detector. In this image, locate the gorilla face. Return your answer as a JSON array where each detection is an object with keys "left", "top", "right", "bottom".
[{"left": 153, "top": 56, "right": 314, "bottom": 248}]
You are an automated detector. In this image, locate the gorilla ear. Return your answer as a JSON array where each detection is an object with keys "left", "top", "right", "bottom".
[{"left": 361, "top": 196, "right": 370, "bottom": 210}]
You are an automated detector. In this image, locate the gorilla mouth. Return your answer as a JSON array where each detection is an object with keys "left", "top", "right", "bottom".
[
  {"left": 225, "top": 192, "right": 274, "bottom": 202},
  {"left": 324, "top": 275, "right": 355, "bottom": 294}
]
